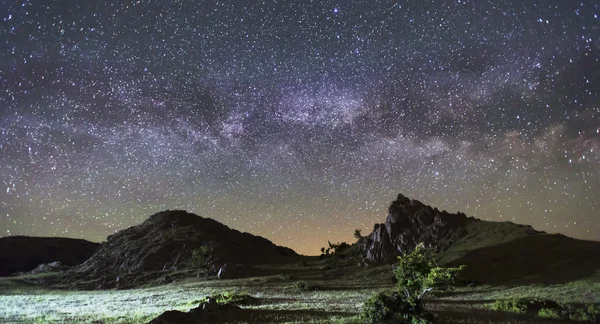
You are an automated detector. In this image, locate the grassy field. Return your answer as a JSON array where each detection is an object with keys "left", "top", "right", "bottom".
[{"left": 1, "top": 256, "right": 599, "bottom": 324}]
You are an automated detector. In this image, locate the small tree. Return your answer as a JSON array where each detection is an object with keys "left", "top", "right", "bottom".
[
  {"left": 320, "top": 241, "right": 350, "bottom": 257},
  {"left": 395, "top": 243, "right": 464, "bottom": 306},
  {"left": 190, "top": 245, "right": 214, "bottom": 277},
  {"left": 361, "top": 243, "right": 464, "bottom": 323},
  {"left": 353, "top": 229, "right": 362, "bottom": 239}
]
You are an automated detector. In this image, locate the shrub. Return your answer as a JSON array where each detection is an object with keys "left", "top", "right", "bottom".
[
  {"left": 295, "top": 279, "right": 320, "bottom": 291},
  {"left": 562, "top": 303, "right": 600, "bottom": 322},
  {"left": 538, "top": 307, "right": 560, "bottom": 319},
  {"left": 361, "top": 291, "right": 433, "bottom": 324},
  {"left": 199, "top": 291, "right": 257, "bottom": 306},
  {"left": 491, "top": 297, "right": 600, "bottom": 322},
  {"left": 190, "top": 246, "right": 213, "bottom": 269},
  {"left": 394, "top": 243, "right": 464, "bottom": 306},
  {"left": 361, "top": 243, "right": 464, "bottom": 323},
  {"left": 491, "top": 298, "right": 560, "bottom": 315},
  {"left": 320, "top": 241, "right": 351, "bottom": 257}
]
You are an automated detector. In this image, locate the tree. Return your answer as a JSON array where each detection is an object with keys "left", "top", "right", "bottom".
[
  {"left": 190, "top": 245, "right": 214, "bottom": 277},
  {"left": 320, "top": 241, "right": 350, "bottom": 257},
  {"left": 394, "top": 243, "right": 464, "bottom": 306},
  {"left": 353, "top": 229, "right": 362, "bottom": 239},
  {"left": 361, "top": 243, "right": 464, "bottom": 323}
]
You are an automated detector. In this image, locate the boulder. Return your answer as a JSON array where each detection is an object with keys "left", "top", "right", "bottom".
[
  {"left": 30, "top": 261, "right": 71, "bottom": 274},
  {"left": 149, "top": 297, "right": 245, "bottom": 323}
]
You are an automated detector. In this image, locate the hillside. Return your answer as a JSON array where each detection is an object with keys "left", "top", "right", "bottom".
[
  {"left": 359, "top": 193, "right": 600, "bottom": 285},
  {"left": 0, "top": 236, "right": 99, "bottom": 276},
  {"left": 58, "top": 210, "right": 300, "bottom": 289}
]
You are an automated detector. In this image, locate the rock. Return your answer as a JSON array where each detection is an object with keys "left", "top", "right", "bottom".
[
  {"left": 30, "top": 261, "right": 71, "bottom": 274},
  {"left": 0, "top": 236, "right": 99, "bottom": 276},
  {"left": 359, "top": 194, "right": 474, "bottom": 264},
  {"left": 359, "top": 194, "right": 543, "bottom": 264},
  {"left": 148, "top": 297, "right": 245, "bottom": 323},
  {"left": 62, "top": 210, "right": 299, "bottom": 288}
]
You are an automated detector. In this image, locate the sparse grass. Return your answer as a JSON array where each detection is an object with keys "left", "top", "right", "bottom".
[{"left": 1, "top": 257, "right": 599, "bottom": 323}]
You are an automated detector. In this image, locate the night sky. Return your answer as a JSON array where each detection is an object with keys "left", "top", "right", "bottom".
[{"left": 1, "top": 0, "right": 599, "bottom": 255}]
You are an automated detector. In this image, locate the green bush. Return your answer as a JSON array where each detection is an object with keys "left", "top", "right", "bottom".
[
  {"left": 562, "top": 303, "right": 600, "bottom": 322},
  {"left": 394, "top": 243, "right": 464, "bottom": 306},
  {"left": 199, "top": 291, "right": 257, "bottom": 306},
  {"left": 361, "top": 243, "right": 464, "bottom": 324},
  {"left": 538, "top": 307, "right": 560, "bottom": 319},
  {"left": 492, "top": 297, "right": 600, "bottom": 322},
  {"left": 361, "top": 291, "right": 433, "bottom": 324},
  {"left": 491, "top": 297, "right": 560, "bottom": 315}
]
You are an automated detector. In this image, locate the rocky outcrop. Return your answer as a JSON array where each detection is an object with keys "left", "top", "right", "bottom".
[
  {"left": 30, "top": 261, "right": 71, "bottom": 274},
  {"left": 359, "top": 194, "right": 544, "bottom": 264},
  {"left": 65, "top": 210, "right": 299, "bottom": 288},
  {"left": 0, "top": 236, "right": 99, "bottom": 276},
  {"left": 359, "top": 194, "right": 473, "bottom": 263},
  {"left": 149, "top": 298, "right": 246, "bottom": 324}
]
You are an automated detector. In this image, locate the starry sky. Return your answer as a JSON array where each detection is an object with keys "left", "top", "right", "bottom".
[{"left": 1, "top": 0, "right": 599, "bottom": 255}]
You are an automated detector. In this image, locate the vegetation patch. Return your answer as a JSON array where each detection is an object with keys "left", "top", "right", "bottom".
[
  {"left": 361, "top": 243, "right": 464, "bottom": 323},
  {"left": 490, "top": 297, "right": 600, "bottom": 322},
  {"left": 197, "top": 291, "right": 258, "bottom": 306},
  {"left": 295, "top": 279, "right": 321, "bottom": 292}
]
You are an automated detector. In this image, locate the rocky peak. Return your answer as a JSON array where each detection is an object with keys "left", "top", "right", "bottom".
[{"left": 359, "top": 194, "right": 475, "bottom": 264}]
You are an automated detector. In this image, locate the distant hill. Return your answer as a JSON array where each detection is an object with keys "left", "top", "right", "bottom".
[
  {"left": 359, "top": 193, "right": 600, "bottom": 284},
  {"left": 0, "top": 236, "right": 99, "bottom": 276},
  {"left": 62, "top": 210, "right": 299, "bottom": 288}
]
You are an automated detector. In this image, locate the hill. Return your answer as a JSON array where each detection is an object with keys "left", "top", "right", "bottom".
[
  {"left": 59, "top": 210, "right": 300, "bottom": 289},
  {"left": 0, "top": 236, "right": 99, "bottom": 276},
  {"left": 359, "top": 193, "right": 600, "bottom": 285}
]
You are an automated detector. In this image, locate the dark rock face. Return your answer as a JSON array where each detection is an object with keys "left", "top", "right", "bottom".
[
  {"left": 359, "top": 194, "right": 474, "bottom": 264},
  {"left": 67, "top": 210, "right": 299, "bottom": 287},
  {"left": 0, "top": 236, "right": 99, "bottom": 276}
]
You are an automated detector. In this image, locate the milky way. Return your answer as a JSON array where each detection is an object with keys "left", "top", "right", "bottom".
[{"left": 1, "top": 0, "right": 599, "bottom": 254}]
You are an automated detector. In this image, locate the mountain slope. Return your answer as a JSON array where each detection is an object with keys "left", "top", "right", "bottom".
[
  {"left": 64, "top": 210, "right": 299, "bottom": 288},
  {"left": 359, "top": 193, "right": 600, "bottom": 285},
  {"left": 0, "top": 236, "right": 99, "bottom": 276}
]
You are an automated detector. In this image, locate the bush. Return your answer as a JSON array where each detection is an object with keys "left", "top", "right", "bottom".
[
  {"left": 295, "top": 279, "right": 320, "bottom": 291},
  {"left": 190, "top": 246, "right": 213, "bottom": 270},
  {"left": 394, "top": 243, "right": 464, "bottom": 305},
  {"left": 538, "top": 307, "right": 560, "bottom": 319},
  {"left": 491, "top": 297, "right": 560, "bottom": 315},
  {"left": 199, "top": 291, "right": 257, "bottom": 306},
  {"left": 361, "top": 243, "right": 464, "bottom": 323},
  {"left": 491, "top": 297, "right": 600, "bottom": 322},
  {"left": 361, "top": 291, "right": 433, "bottom": 324},
  {"left": 562, "top": 303, "right": 600, "bottom": 322}
]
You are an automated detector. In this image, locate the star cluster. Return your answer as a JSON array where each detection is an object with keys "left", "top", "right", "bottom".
[{"left": 1, "top": 0, "right": 599, "bottom": 254}]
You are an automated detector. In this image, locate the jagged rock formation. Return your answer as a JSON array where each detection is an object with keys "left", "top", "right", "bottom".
[
  {"left": 359, "top": 194, "right": 541, "bottom": 264},
  {"left": 0, "top": 236, "right": 99, "bottom": 276},
  {"left": 65, "top": 210, "right": 299, "bottom": 288}
]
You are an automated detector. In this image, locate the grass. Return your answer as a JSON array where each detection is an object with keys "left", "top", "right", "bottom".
[
  {"left": 2, "top": 232, "right": 600, "bottom": 324},
  {"left": 1, "top": 260, "right": 599, "bottom": 323}
]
